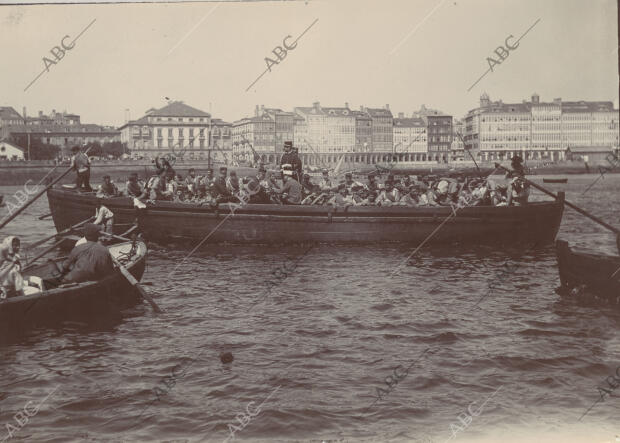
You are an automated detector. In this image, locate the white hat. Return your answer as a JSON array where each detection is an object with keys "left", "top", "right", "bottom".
[{"left": 283, "top": 170, "right": 293, "bottom": 176}]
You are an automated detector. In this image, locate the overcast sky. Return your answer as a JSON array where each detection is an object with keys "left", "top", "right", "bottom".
[{"left": 0, "top": 0, "right": 618, "bottom": 127}]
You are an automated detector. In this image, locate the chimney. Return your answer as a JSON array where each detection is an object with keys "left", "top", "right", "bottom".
[
  {"left": 312, "top": 101, "right": 321, "bottom": 110},
  {"left": 398, "top": 112, "right": 404, "bottom": 119},
  {"left": 385, "top": 104, "right": 390, "bottom": 110},
  {"left": 260, "top": 104, "right": 265, "bottom": 114},
  {"left": 22, "top": 107, "right": 26, "bottom": 119},
  {"left": 345, "top": 102, "right": 349, "bottom": 109},
  {"left": 531, "top": 93, "right": 539, "bottom": 104},
  {"left": 39, "top": 111, "right": 43, "bottom": 118},
  {"left": 255, "top": 105, "right": 259, "bottom": 117}
]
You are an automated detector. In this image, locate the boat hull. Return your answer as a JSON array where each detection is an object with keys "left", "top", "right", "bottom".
[
  {"left": 47, "top": 188, "right": 565, "bottom": 246},
  {"left": 0, "top": 241, "right": 147, "bottom": 336},
  {"left": 555, "top": 240, "right": 620, "bottom": 301}
]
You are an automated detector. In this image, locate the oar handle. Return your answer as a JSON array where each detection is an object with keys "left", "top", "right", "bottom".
[
  {"left": 495, "top": 163, "right": 620, "bottom": 235},
  {"left": 111, "top": 256, "right": 162, "bottom": 313}
]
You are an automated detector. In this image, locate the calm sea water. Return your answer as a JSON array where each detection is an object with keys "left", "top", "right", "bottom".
[{"left": 1, "top": 174, "right": 619, "bottom": 443}]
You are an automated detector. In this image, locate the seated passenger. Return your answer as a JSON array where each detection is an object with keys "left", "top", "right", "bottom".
[
  {"left": 94, "top": 198, "right": 114, "bottom": 235},
  {"left": 97, "top": 175, "right": 119, "bottom": 198},
  {"left": 226, "top": 171, "right": 240, "bottom": 195},
  {"left": 376, "top": 185, "right": 393, "bottom": 207},
  {"left": 125, "top": 173, "right": 146, "bottom": 199},
  {"left": 318, "top": 169, "right": 334, "bottom": 193},
  {"left": 277, "top": 171, "right": 302, "bottom": 205},
  {"left": 507, "top": 176, "right": 530, "bottom": 206},
  {"left": 328, "top": 184, "right": 353, "bottom": 208},
  {"left": 343, "top": 172, "right": 365, "bottom": 194},
  {"left": 185, "top": 168, "right": 199, "bottom": 193},
  {"left": 399, "top": 186, "right": 420, "bottom": 207},
  {"left": 367, "top": 174, "right": 379, "bottom": 193},
  {"left": 0, "top": 236, "right": 24, "bottom": 298},
  {"left": 60, "top": 224, "right": 114, "bottom": 283},
  {"left": 213, "top": 167, "right": 236, "bottom": 203}
]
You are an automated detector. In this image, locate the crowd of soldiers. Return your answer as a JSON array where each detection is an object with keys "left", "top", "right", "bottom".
[{"left": 94, "top": 141, "right": 531, "bottom": 208}]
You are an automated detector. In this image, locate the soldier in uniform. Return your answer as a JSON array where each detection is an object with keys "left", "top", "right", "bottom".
[{"left": 279, "top": 141, "right": 302, "bottom": 181}]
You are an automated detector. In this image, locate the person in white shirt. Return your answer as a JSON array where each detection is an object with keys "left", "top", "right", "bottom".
[{"left": 94, "top": 199, "right": 114, "bottom": 235}]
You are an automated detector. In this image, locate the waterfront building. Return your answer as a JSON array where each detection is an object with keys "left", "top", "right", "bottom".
[
  {"left": 450, "top": 119, "right": 466, "bottom": 161},
  {"left": 294, "top": 102, "right": 356, "bottom": 154},
  {"left": 261, "top": 106, "right": 296, "bottom": 155},
  {"left": 465, "top": 93, "right": 619, "bottom": 162},
  {"left": 0, "top": 107, "right": 25, "bottom": 140},
  {"left": 231, "top": 114, "right": 275, "bottom": 164},
  {"left": 425, "top": 114, "right": 453, "bottom": 162},
  {"left": 365, "top": 105, "right": 393, "bottom": 152},
  {"left": 210, "top": 118, "right": 232, "bottom": 163},
  {"left": 393, "top": 113, "right": 427, "bottom": 156},
  {"left": 119, "top": 101, "right": 211, "bottom": 159},
  {"left": 0, "top": 140, "right": 25, "bottom": 161},
  {"left": 352, "top": 110, "right": 372, "bottom": 153}
]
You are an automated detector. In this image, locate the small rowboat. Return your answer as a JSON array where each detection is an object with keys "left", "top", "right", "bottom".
[
  {"left": 555, "top": 239, "right": 620, "bottom": 301},
  {"left": 543, "top": 178, "right": 568, "bottom": 184},
  {"left": 0, "top": 241, "right": 147, "bottom": 335}
]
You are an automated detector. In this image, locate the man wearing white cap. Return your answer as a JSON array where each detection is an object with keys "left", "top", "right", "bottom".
[{"left": 276, "top": 170, "right": 302, "bottom": 204}]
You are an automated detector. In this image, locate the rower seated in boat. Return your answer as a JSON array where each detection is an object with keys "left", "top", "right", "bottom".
[
  {"left": 96, "top": 175, "right": 119, "bottom": 198},
  {"left": 0, "top": 236, "right": 24, "bottom": 299},
  {"left": 59, "top": 224, "right": 114, "bottom": 283},
  {"left": 126, "top": 173, "right": 146, "bottom": 199},
  {"left": 94, "top": 198, "right": 114, "bottom": 235}
]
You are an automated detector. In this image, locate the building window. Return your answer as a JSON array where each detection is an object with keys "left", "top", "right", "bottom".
[
  {"left": 168, "top": 118, "right": 172, "bottom": 121},
  {"left": 178, "top": 118, "right": 183, "bottom": 122},
  {"left": 157, "top": 139, "right": 162, "bottom": 148},
  {"left": 157, "top": 128, "right": 162, "bottom": 137}
]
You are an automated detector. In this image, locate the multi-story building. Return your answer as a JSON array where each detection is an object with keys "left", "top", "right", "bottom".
[
  {"left": 231, "top": 114, "right": 275, "bottom": 163},
  {"left": 294, "top": 102, "right": 355, "bottom": 154},
  {"left": 260, "top": 106, "right": 296, "bottom": 155},
  {"left": 425, "top": 114, "right": 453, "bottom": 162},
  {"left": 26, "top": 109, "right": 81, "bottom": 126},
  {"left": 210, "top": 118, "right": 232, "bottom": 163},
  {"left": 119, "top": 101, "right": 212, "bottom": 159},
  {"left": 0, "top": 107, "right": 25, "bottom": 139},
  {"left": 465, "top": 93, "right": 619, "bottom": 162},
  {"left": 393, "top": 113, "right": 427, "bottom": 154},
  {"left": 352, "top": 110, "right": 372, "bottom": 152},
  {"left": 365, "top": 105, "right": 393, "bottom": 152},
  {"left": 451, "top": 119, "right": 466, "bottom": 161}
]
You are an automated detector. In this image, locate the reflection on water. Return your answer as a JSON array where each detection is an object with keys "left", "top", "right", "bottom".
[{"left": 0, "top": 174, "right": 619, "bottom": 442}]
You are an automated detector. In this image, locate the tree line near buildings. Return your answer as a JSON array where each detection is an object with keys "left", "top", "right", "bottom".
[{"left": 10, "top": 136, "right": 126, "bottom": 160}]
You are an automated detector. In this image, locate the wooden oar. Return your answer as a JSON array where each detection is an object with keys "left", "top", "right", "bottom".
[
  {"left": 0, "top": 147, "right": 92, "bottom": 231},
  {"left": 111, "top": 256, "right": 162, "bottom": 313},
  {"left": 27, "top": 217, "right": 94, "bottom": 250},
  {"left": 496, "top": 163, "right": 620, "bottom": 234},
  {"left": 23, "top": 237, "right": 68, "bottom": 271}
]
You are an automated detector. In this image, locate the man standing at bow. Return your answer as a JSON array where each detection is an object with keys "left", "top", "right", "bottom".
[{"left": 279, "top": 141, "right": 303, "bottom": 181}]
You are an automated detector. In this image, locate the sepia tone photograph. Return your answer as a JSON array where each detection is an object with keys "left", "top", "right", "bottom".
[{"left": 0, "top": 0, "right": 619, "bottom": 441}]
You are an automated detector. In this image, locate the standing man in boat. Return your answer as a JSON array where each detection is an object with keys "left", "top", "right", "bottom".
[
  {"left": 59, "top": 224, "right": 114, "bottom": 283},
  {"left": 279, "top": 141, "right": 303, "bottom": 181},
  {"left": 213, "top": 166, "right": 235, "bottom": 203},
  {"left": 71, "top": 145, "right": 92, "bottom": 192}
]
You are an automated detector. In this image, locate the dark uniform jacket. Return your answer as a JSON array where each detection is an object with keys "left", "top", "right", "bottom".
[{"left": 280, "top": 152, "right": 303, "bottom": 177}]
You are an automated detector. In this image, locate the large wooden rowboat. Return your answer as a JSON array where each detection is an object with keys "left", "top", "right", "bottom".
[
  {"left": 0, "top": 241, "right": 147, "bottom": 334},
  {"left": 47, "top": 188, "right": 565, "bottom": 246},
  {"left": 556, "top": 239, "right": 620, "bottom": 301}
]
